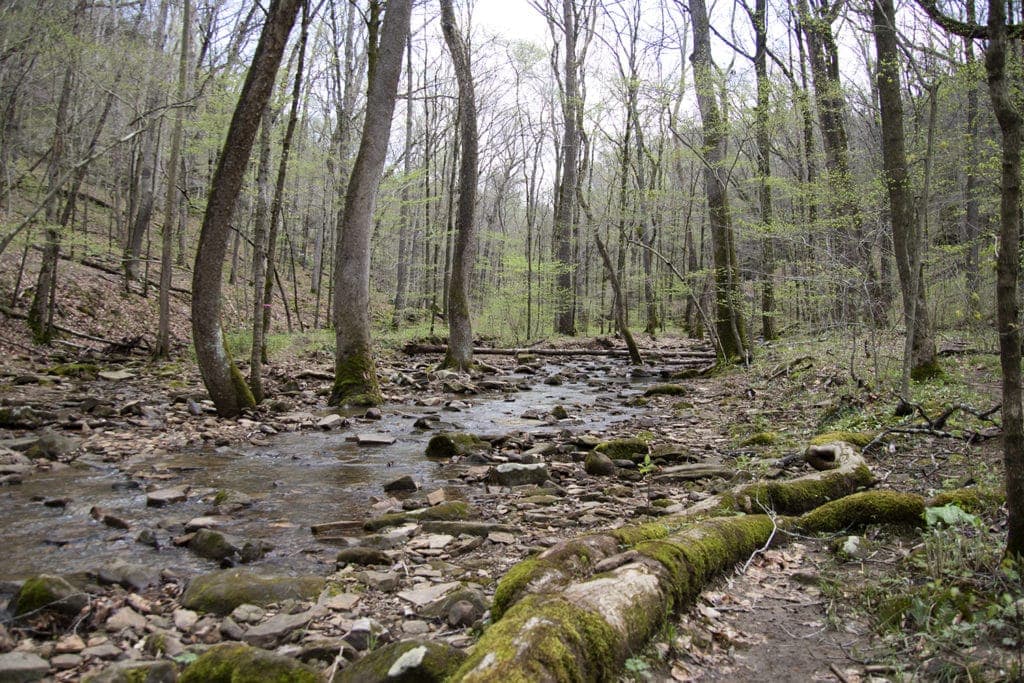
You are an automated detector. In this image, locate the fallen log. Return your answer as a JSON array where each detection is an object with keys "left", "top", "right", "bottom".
[
  {"left": 451, "top": 443, "right": 925, "bottom": 682},
  {"left": 402, "top": 343, "right": 717, "bottom": 360}
]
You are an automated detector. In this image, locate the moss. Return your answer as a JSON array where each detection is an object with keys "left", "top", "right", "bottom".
[
  {"left": 799, "top": 490, "right": 926, "bottom": 533},
  {"left": 741, "top": 431, "right": 779, "bottom": 447},
  {"left": 330, "top": 351, "right": 382, "bottom": 407},
  {"left": 595, "top": 438, "right": 649, "bottom": 461},
  {"left": 180, "top": 569, "right": 324, "bottom": 615},
  {"left": 179, "top": 643, "right": 318, "bottom": 683},
  {"left": 47, "top": 363, "right": 100, "bottom": 378},
  {"left": 808, "top": 431, "right": 875, "bottom": 448},
  {"left": 910, "top": 359, "right": 945, "bottom": 382},
  {"left": 14, "top": 574, "right": 88, "bottom": 618},
  {"left": 929, "top": 486, "right": 1004, "bottom": 515},
  {"left": 335, "top": 639, "right": 466, "bottom": 682},
  {"left": 424, "top": 432, "right": 488, "bottom": 458},
  {"left": 651, "top": 498, "right": 673, "bottom": 508},
  {"left": 643, "top": 383, "right": 688, "bottom": 397},
  {"left": 363, "top": 501, "right": 473, "bottom": 532},
  {"left": 492, "top": 557, "right": 550, "bottom": 620},
  {"left": 452, "top": 595, "right": 619, "bottom": 683},
  {"left": 719, "top": 464, "right": 875, "bottom": 515},
  {"left": 611, "top": 523, "right": 670, "bottom": 547}
]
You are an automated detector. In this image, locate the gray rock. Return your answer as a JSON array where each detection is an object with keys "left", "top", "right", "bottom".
[
  {"left": 584, "top": 451, "right": 617, "bottom": 476},
  {"left": 344, "top": 618, "right": 390, "bottom": 651},
  {"left": 187, "top": 528, "right": 241, "bottom": 562},
  {"left": 447, "top": 599, "right": 479, "bottom": 628},
  {"left": 383, "top": 475, "right": 417, "bottom": 494},
  {"left": 358, "top": 571, "right": 399, "bottom": 592},
  {"left": 486, "top": 462, "right": 549, "bottom": 487},
  {"left": 177, "top": 643, "right": 318, "bottom": 682},
  {"left": 81, "top": 642, "right": 123, "bottom": 659},
  {"left": 25, "top": 429, "right": 79, "bottom": 459},
  {"left": 424, "top": 432, "right": 489, "bottom": 459},
  {"left": 13, "top": 574, "right": 89, "bottom": 618},
  {"left": 97, "top": 560, "right": 160, "bottom": 591},
  {"left": 243, "top": 608, "right": 321, "bottom": 648},
  {"left": 220, "top": 616, "right": 246, "bottom": 640},
  {"left": 105, "top": 606, "right": 147, "bottom": 632},
  {"left": 230, "top": 604, "right": 266, "bottom": 624},
  {"left": 336, "top": 547, "right": 392, "bottom": 567},
  {"left": 83, "top": 660, "right": 177, "bottom": 683},
  {"left": 0, "top": 652, "right": 49, "bottom": 682},
  {"left": 51, "top": 653, "right": 82, "bottom": 670},
  {"left": 146, "top": 486, "right": 189, "bottom": 507},
  {"left": 0, "top": 406, "right": 42, "bottom": 429},
  {"left": 180, "top": 569, "right": 324, "bottom": 615}
]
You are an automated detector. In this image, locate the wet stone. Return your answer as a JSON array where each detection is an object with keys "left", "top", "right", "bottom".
[
  {"left": 146, "top": 486, "right": 189, "bottom": 506},
  {"left": 382, "top": 475, "right": 417, "bottom": 494},
  {"left": 0, "top": 652, "right": 49, "bottom": 682}
]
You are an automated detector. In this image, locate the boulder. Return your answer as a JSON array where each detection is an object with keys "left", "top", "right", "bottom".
[
  {"left": 180, "top": 569, "right": 324, "bottom": 615},
  {"left": 187, "top": 529, "right": 241, "bottom": 562},
  {"left": 486, "top": 463, "right": 549, "bottom": 487},
  {"left": 243, "top": 607, "right": 323, "bottom": 648},
  {"left": 0, "top": 652, "right": 49, "bottom": 683},
  {"left": 0, "top": 406, "right": 42, "bottom": 429},
  {"left": 334, "top": 639, "right": 466, "bottom": 683},
  {"left": 383, "top": 475, "right": 417, "bottom": 494},
  {"left": 594, "top": 438, "right": 648, "bottom": 461},
  {"left": 96, "top": 559, "right": 160, "bottom": 591},
  {"left": 584, "top": 452, "right": 616, "bottom": 477},
  {"left": 179, "top": 643, "right": 318, "bottom": 683},
  {"left": 25, "top": 429, "right": 79, "bottom": 460},
  {"left": 424, "top": 432, "right": 489, "bottom": 459},
  {"left": 13, "top": 574, "right": 89, "bottom": 618},
  {"left": 336, "top": 547, "right": 392, "bottom": 567}
]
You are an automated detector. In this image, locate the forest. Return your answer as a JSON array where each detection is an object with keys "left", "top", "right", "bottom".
[{"left": 0, "top": 0, "right": 1023, "bottom": 680}]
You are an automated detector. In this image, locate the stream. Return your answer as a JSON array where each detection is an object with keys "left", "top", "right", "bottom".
[{"left": 0, "top": 362, "right": 649, "bottom": 581}]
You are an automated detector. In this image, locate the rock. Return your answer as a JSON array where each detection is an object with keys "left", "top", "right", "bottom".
[
  {"left": 595, "top": 437, "right": 649, "bottom": 461},
  {"left": 219, "top": 616, "right": 246, "bottom": 640},
  {"left": 54, "top": 634, "right": 85, "bottom": 654},
  {"left": 98, "top": 369, "right": 134, "bottom": 381},
  {"left": 426, "top": 489, "right": 447, "bottom": 506},
  {"left": 213, "top": 489, "right": 254, "bottom": 508},
  {"left": 50, "top": 653, "right": 81, "bottom": 670},
  {"left": 297, "top": 637, "right": 355, "bottom": 665},
  {"left": 185, "top": 515, "right": 230, "bottom": 531},
  {"left": 643, "top": 383, "right": 687, "bottom": 397},
  {"left": 397, "top": 581, "right": 460, "bottom": 608},
  {"left": 344, "top": 618, "right": 390, "bottom": 651},
  {"left": 358, "top": 571, "right": 399, "bottom": 592},
  {"left": 180, "top": 569, "right": 324, "bottom": 615},
  {"left": 364, "top": 407, "right": 383, "bottom": 420},
  {"left": 488, "top": 531, "right": 516, "bottom": 545},
  {"left": 363, "top": 501, "right": 475, "bottom": 531},
  {"left": 357, "top": 433, "right": 396, "bottom": 445},
  {"left": 83, "top": 660, "right": 177, "bottom": 683},
  {"left": 14, "top": 574, "right": 89, "bottom": 618},
  {"left": 105, "top": 606, "right": 147, "bottom": 632},
  {"left": 243, "top": 607, "right": 322, "bottom": 648},
  {"left": 320, "top": 592, "right": 361, "bottom": 611},
  {"left": 0, "top": 624, "right": 13, "bottom": 653},
  {"left": 337, "top": 547, "right": 392, "bottom": 567},
  {"left": 486, "top": 462, "right": 549, "bottom": 487},
  {"left": 173, "top": 609, "right": 199, "bottom": 632},
  {"left": 424, "top": 432, "right": 489, "bottom": 459},
  {"left": 81, "top": 642, "right": 122, "bottom": 659},
  {"left": 25, "top": 429, "right": 79, "bottom": 459},
  {"left": 420, "top": 520, "right": 517, "bottom": 537},
  {"left": 805, "top": 443, "right": 845, "bottom": 471},
  {"left": 333, "top": 639, "right": 467, "bottom": 683},
  {"left": 543, "top": 374, "right": 563, "bottom": 386},
  {"left": 146, "top": 486, "right": 189, "bottom": 506},
  {"left": 550, "top": 405, "right": 570, "bottom": 420},
  {"left": 187, "top": 528, "right": 240, "bottom": 562},
  {"left": 421, "top": 586, "right": 489, "bottom": 622},
  {"left": 0, "top": 652, "right": 49, "bottom": 682},
  {"left": 383, "top": 475, "right": 417, "bottom": 494},
  {"left": 0, "top": 406, "right": 42, "bottom": 429},
  {"left": 90, "top": 506, "right": 131, "bottom": 530},
  {"left": 653, "top": 463, "right": 732, "bottom": 483},
  {"left": 230, "top": 604, "right": 266, "bottom": 624},
  {"left": 179, "top": 643, "right": 318, "bottom": 683},
  {"left": 447, "top": 600, "right": 480, "bottom": 628},
  {"left": 584, "top": 451, "right": 617, "bottom": 476},
  {"left": 318, "top": 413, "right": 346, "bottom": 429},
  {"left": 97, "top": 560, "right": 160, "bottom": 591}
]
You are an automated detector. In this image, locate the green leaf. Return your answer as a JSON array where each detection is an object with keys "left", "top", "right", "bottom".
[{"left": 925, "top": 504, "right": 981, "bottom": 528}]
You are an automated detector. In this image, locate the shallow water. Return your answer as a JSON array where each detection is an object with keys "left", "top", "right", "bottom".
[{"left": 0, "top": 363, "right": 646, "bottom": 580}]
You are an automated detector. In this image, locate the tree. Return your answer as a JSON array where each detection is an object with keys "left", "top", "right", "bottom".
[
  {"left": 915, "top": 0, "right": 1024, "bottom": 558},
  {"left": 871, "top": 0, "right": 938, "bottom": 398},
  {"left": 439, "top": 0, "right": 478, "bottom": 371},
  {"left": 687, "top": 0, "right": 750, "bottom": 362},
  {"left": 330, "top": 0, "right": 412, "bottom": 406},
  {"left": 192, "top": 0, "right": 301, "bottom": 417}
]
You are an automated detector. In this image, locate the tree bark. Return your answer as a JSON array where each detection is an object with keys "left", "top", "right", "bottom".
[
  {"left": 439, "top": 0, "right": 478, "bottom": 371},
  {"left": 192, "top": 0, "right": 301, "bottom": 417},
  {"left": 595, "top": 234, "right": 642, "bottom": 365},
  {"left": 392, "top": 34, "right": 414, "bottom": 328},
  {"left": 330, "top": 0, "right": 412, "bottom": 406},
  {"left": 553, "top": 0, "right": 580, "bottom": 336},
  {"left": 248, "top": 109, "right": 274, "bottom": 402},
  {"left": 752, "top": 0, "right": 776, "bottom": 340},
  {"left": 689, "top": 0, "right": 749, "bottom": 363}
]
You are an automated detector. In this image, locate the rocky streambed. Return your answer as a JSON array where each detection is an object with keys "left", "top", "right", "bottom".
[{"left": 0, "top": 351, "right": 745, "bottom": 682}]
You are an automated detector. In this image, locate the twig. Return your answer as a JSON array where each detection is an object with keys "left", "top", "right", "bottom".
[
  {"left": 741, "top": 499, "right": 779, "bottom": 573},
  {"left": 829, "top": 662, "right": 851, "bottom": 683}
]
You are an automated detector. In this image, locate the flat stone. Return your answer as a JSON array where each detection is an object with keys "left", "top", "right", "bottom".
[
  {"left": 220, "top": 616, "right": 246, "bottom": 640},
  {"left": 488, "top": 531, "right": 517, "bottom": 545},
  {"left": 345, "top": 618, "right": 390, "bottom": 651},
  {"left": 358, "top": 570, "right": 399, "bottom": 592},
  {"left": 81, "top": 642, "right": 123, "bottom": 659},
  {"left": 55, "top": 634, "right": 86, "bottom": 653},
  {"left": 397, "top": 581, "right": 460, "bottom": 608},
  {"left": 50, "top": 653, "right": 82, "bottom": 670},
  {"left": 0, "top": 652, "right": 49, "bottom": 682},
  {"left": 180, "top": 569, "right": 324, "bottom": 615},
  {"left": 320, "top": 592, "right": 360, "bottom": 611},
  {"left": 317, "top": 413, "right": 345, "bottom": 429},
  {"left": 185, "top": 515, "right": 230, "bottom": 531},
  {"left": 402, "top": 619, "right": 431, "bottom": 635},
  {"left": 486, "top": 462, "right": 550, "bottom": 487},
  {"left": 97, "top": 559, "right": 160, "bottom": 591},
  {"left": 243, "top": 607, "right": 323, "bottom": 648},
  {"left": 98, "top": 370, "right": 134, "bottom": 381},
  {"left": 357, "top": 433, "right": 396, "bottom": 446},
  {"left": 146, "top": 486, "right": 189, "bottom": 506},
  {"left": 105, "top": 606, "right": 147, "bottom": 632},
  {"left": 426, "top": 488, "right": 447, "bottom": 505},
  {"left": 337, "top": 547, "right": 392, "bottom": 567}
]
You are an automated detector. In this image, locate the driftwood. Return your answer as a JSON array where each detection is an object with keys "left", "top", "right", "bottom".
[{"left": 402, "top": 342, "right": 716, "bottom": 360}]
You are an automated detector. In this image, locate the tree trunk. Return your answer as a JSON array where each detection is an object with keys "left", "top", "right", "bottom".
[
  {"left": 439, "top": 0, "right": 478, "bottom": 372},
  {"left": 553, "top": 0, "right": 580, "bottom": 336},
  {"left": 248, "top": 109, "right": 274, "bottom": 403},
  {"left": 192, "top": 0, "right": 301, "bottom": 417},
  {"left": 392, "top": 34, "right": 414, "bottom": 328},
  {"left": 871, "top": 0, "right": 938, "bottom": 392},
  {"left": 963, "top": 0, "right": 982, "bottom": 317},
  {"left": 689, "top": 0, "right": 749, "bottom": 363},
  {"left": 595, "top": 234, "right": 642, "bottom": 365},
  {"left": 330, "top": 0, "right": 412, "bottom": 406},
  {"left": 752, "top": 0, "right": 776, "bottom": 340}
]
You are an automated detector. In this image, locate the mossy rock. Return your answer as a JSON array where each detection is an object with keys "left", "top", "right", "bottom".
[
  {"left": 179, "top": 642, "right": 318, "bottom": 683},
  {"left": 333, "top": 639, "right": 466, "bottom": 682},
  {"left": 14, "top": 574, "right": 89, "bottom": 618},
  {"left": 799, "top": 490, "right": 926, "bottom": 533},
  {"left": 336, "top": 547, "right": 392, "bottom": 567},
  {"left": 180, "top": 569, "right": 324, "bottom": 615},
  {"left": 643, "top": 384, "right": 687, "bottom": 397},
  {"left": 594, "top": 438, "right": 648, "bottom": 461},
  {"left": 611, "top": 522, "right": 671, "bottom": 547},
  {"left": 740, "top": 431, "right": 779, "bottom": 447},
  {"left": 47, "top": 363, "right": 100, "bottom": 379},
  {"left": 0, "top": 405, "right": 42, "bottom": 428},
  {"left": 83, "top": 660, "right": 177, "bottom": 683},
  {"left": 424, "top": 432, "right": 489, "bottom": 459},
  {"left": 808, "top": 431, "right": 875, "bottom": 448},
  {"left": 910, "top": 359, "right": 945, "bottom": 382},
  {"left": 25, "top": 429, "right": 79, "bottom": 460},
  {"left": 720, "top": 464, "right": 875, "bottom": 515},
  {"left": 929, "top": 486, "right": 1004, "bottom": 515},
  {"left": 363, "top": 501, "right": 474, "bottom": 532},
  {"left": 451, "top": 595, "right": 618, "bottom": 683}
]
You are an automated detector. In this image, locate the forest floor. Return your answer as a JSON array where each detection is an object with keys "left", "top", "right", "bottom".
[{"left": 0, "top": 254, "right": 1019, "bottom": 682}]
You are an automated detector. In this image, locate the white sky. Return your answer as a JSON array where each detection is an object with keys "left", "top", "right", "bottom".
[{"left": 472, "top": 0, "right": 551, "bottom": 44}]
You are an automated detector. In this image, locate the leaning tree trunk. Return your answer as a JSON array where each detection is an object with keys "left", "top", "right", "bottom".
[
  {"left": 330, "top": 0, "right": 412, "bottom": 406},
  {"left": 689, "top": 0, "right": 749, "bottom": 363},
  {"left": 872, "top": 0, "right": 938, "bottom": 391},
  {"left": 439, "top": 0, "right": 477, "bottom": 372},
  {"left": 595, "top": 234, "right": 642, "bottom": 365},
  {"left": 192, "top": 0, "right": 301, "bottom": 417}
]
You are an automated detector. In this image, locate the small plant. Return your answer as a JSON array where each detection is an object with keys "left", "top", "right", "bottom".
[{"left": 638, "top": 453, "right": 658, "bottom": 504}]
